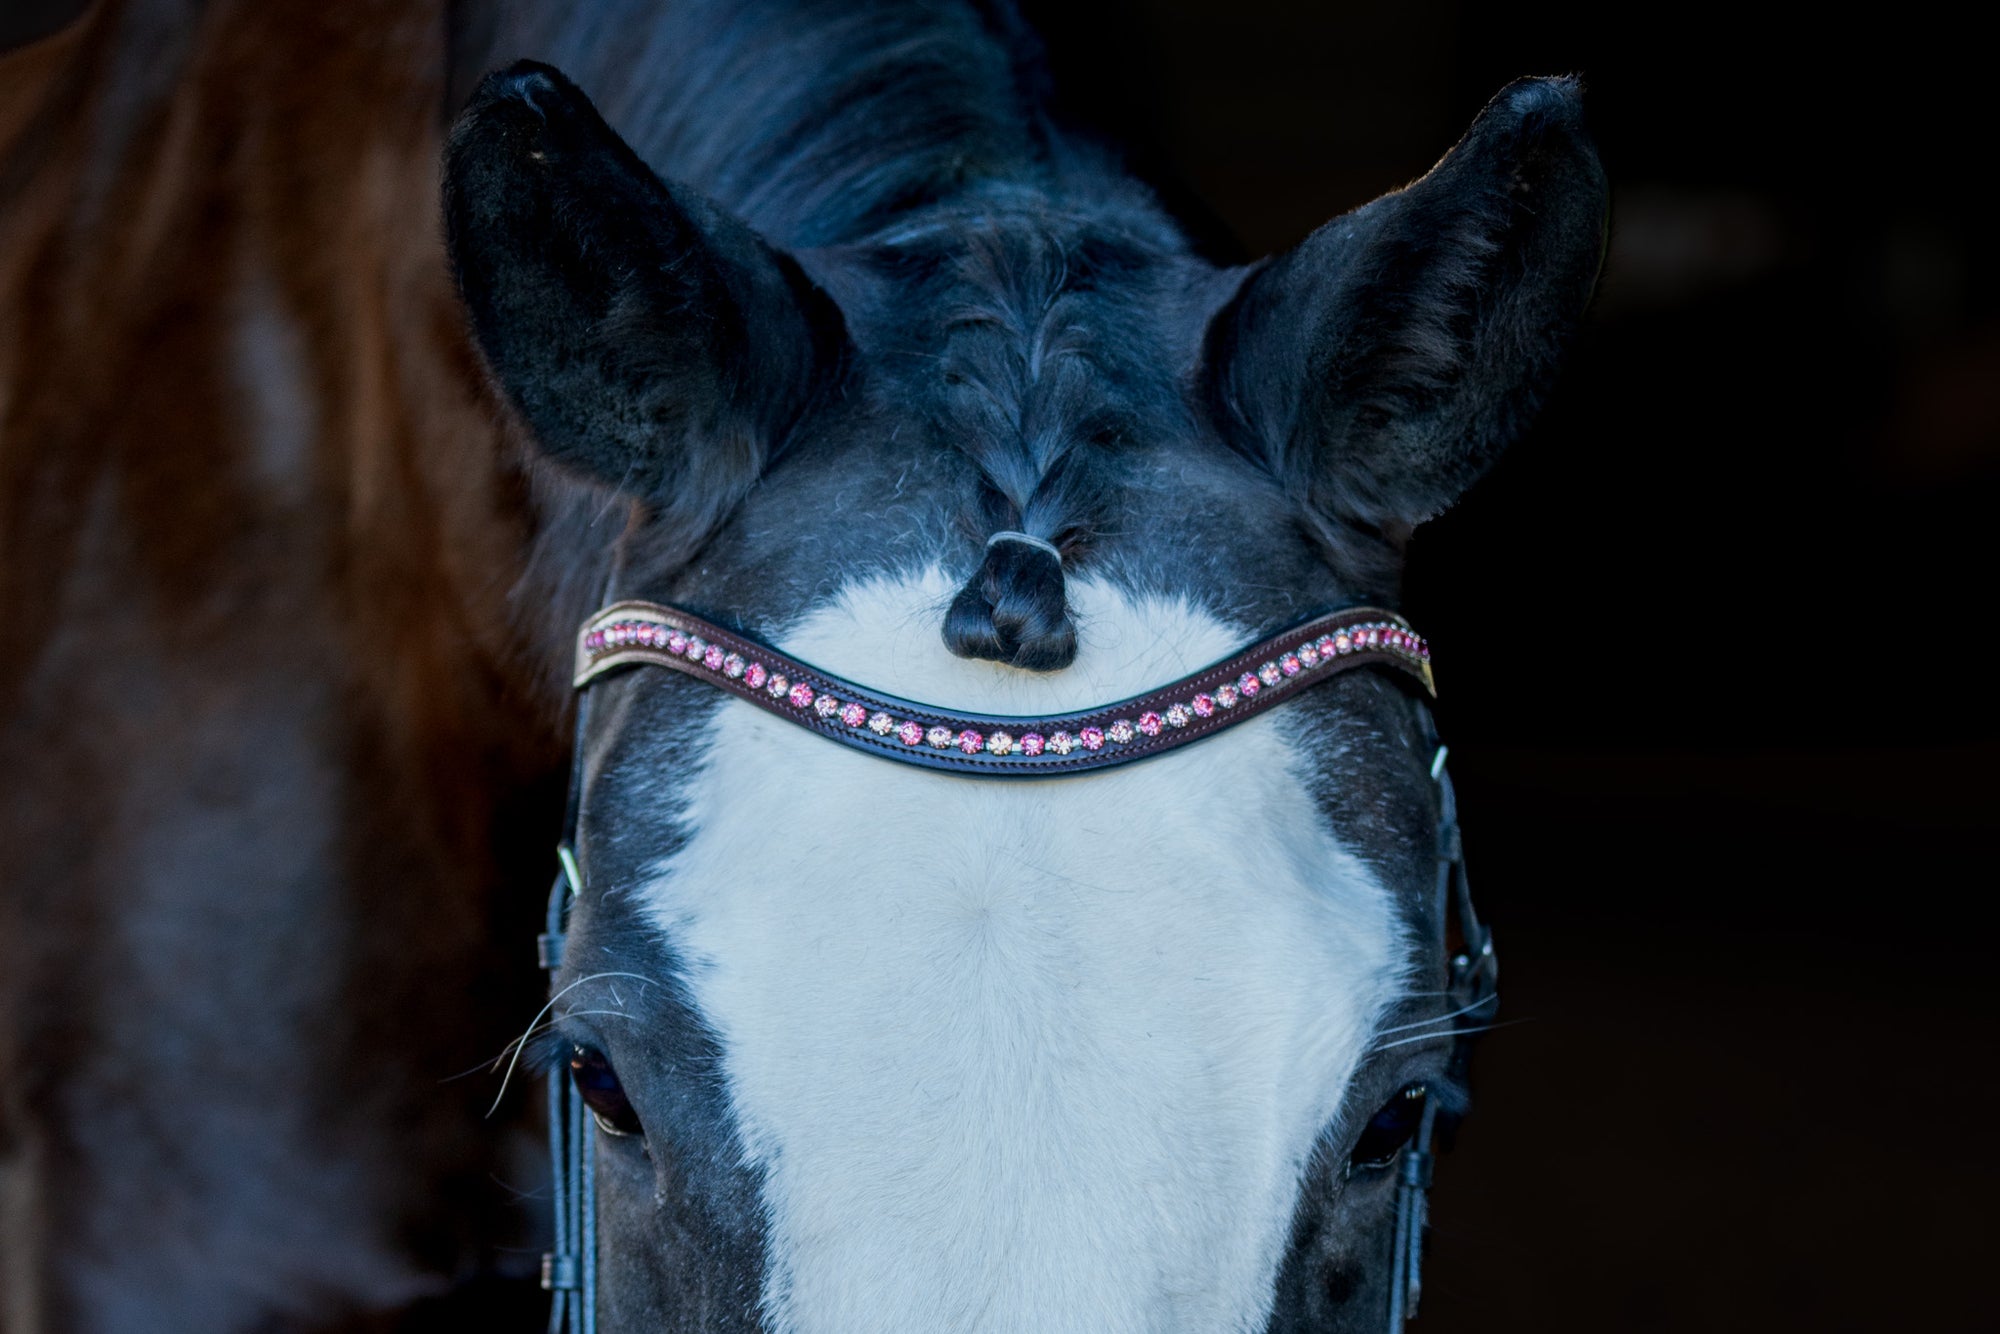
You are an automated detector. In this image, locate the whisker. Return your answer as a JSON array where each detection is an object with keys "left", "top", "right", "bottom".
[
  {"left": 560, "top": 1008, "right": 646, "bottom": 1025},
  {"left": 487, "top": 972, "right": 661, "bottom": 1117},
  {"left": 1368, "top": 1019, "right": 1529, "bottom": 1054},
  {"left": 1376, "top": 993, "right": 1501, "bottom": 1036},
  {"left": 440, "top": 1010, "right": 602, "bottom": 1085}
]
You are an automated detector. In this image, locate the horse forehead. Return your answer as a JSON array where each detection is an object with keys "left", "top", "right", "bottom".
[{"left": 638, "top": 569, "right": 1407, "bottom": 1333}]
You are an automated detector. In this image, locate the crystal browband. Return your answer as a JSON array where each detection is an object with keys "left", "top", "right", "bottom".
[{"left": 574, "top": 601, "right": 1434, "bottom": 777}]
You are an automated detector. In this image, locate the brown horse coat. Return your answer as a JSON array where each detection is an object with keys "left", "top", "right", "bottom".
[{"left": 1, "top": 4, "right": 560, "bottom": 1327}]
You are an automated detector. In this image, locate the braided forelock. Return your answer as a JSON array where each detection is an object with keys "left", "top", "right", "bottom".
[{"left": 935, "top": 227, "right": 1127, "bottom": 549}]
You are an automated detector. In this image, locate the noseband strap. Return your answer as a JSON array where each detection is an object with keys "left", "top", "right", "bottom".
[{"left": 573, "top": 601, "right": 1434, "bottom": 776}]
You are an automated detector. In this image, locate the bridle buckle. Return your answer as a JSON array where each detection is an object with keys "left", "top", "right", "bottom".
[{"left": 541, "top": 1251, "right": 580, "bottom": 1292}]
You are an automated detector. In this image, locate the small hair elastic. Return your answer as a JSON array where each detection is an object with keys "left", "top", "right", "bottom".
[{"left": 985, "top": 530, "right": 1063, "bottom": 563}]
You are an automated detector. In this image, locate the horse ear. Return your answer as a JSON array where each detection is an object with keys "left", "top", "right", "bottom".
[
  {"left": 444, "top": 62, "right": 841, "bottom": 505},
  {"left": 1205, "top": 77, "right": 1607, "bottom": 534}
]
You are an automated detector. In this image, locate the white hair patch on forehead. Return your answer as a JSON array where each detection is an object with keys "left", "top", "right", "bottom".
[{"left": 640, "top": 568, "right": 1405, "bottom": 1334}]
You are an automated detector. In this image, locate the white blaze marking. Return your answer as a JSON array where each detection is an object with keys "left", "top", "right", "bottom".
[{"left": 641, "top": 570, "right": 1404, "bottom": 1333}]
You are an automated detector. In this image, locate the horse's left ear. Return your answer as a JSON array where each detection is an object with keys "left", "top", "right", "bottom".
[
  {"left": 1204, "top": 77, "right": 1607, "bottom": 534},
  {"left": 444, "top": 62, "right": 842, "bottom": 510}
]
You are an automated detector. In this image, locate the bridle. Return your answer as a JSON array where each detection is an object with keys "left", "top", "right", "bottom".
[{"left": 536, "top": 601, "right": 1497, "bottom": 1332}]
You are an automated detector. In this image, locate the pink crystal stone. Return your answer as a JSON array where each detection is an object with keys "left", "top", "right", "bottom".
[
  {"left": 1281, "top": 653, "right": 1302, "bottom": 677},
  {"left": 898, "top": 720, "right": 925, "bottom": 745},
  {"left": 1316, "top": 634, "right": 1338, "bottom": 657},
  {"left": 1419, "top": 643, "right": 1431, "bottom": 660},
  {"left": 744, "top": 662, "right": 768, "bottom": 689},
  {"left": 1137, "top": 712, "right": 1163, "bottom": 737},
  {"left": 957, "top": 730, "right": 984, "bottom": 754},
  {"left": 814, "top": 694, "right": 840, "bottom": 718},
  {"left": 926, "top": 726, "right": 955, "bottom": 749},
  {"left": 1107, "top": 719, "right": 1136, "bottom": 744},
  {"left": 1238, "top": 672, "right": 1261, "bottom": 697},
  {"left": 1215, "top": 684, "right": 1239, "bottom": 708},
  {"left": 1020, "top": 733, "right": 1045, "bottom": 756},
  {"left": 868, "top": 711, "right": 894, "bottom": 735},
  {"left": 841, "top": 702, "right": 869, "bottom": 728},
  {"left": 703, "top": 645, "right": 725, "bottom": 670},
  {"left": 1048, "top": 731, "right": 1076, "bottom": 755},
  {"left": 667, "top": 630, "right": 688, "bottom": 655},
  {"left": 1258, "top": 662, "right": 1282, "bottom": 687},
  {"left": 788, "top": 682, "right": 815, "bottom": 709},
  {"left": 1192, "top": 693, "right": 1216, "bottom": 717},
  {"left": 986, "top": 731, "right": 1014, "bottom": 755},
  {"left": 1078, "top": 727, "right": 1104, "bottom": 751},
  {"left": 1165, "top": 704, "right": 1191, "bottom": 728}
]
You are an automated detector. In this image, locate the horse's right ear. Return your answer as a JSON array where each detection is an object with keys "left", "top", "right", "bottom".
[{"left": 444, "top": 62, "right": 841, "bottom": 507}]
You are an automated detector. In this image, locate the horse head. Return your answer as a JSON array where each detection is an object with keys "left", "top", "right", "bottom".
[{"left": 443, "top": 51, "right": 1602, "bottom": 1333}]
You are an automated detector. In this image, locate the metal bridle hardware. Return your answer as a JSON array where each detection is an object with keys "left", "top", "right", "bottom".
[{"left": 537, "top": 606, "right": 1496, "bottom": 1333}]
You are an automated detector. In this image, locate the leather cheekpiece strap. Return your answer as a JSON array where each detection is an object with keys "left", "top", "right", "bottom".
[{"left": 573, "top": 601, "right": 1434, "bottom": 779}]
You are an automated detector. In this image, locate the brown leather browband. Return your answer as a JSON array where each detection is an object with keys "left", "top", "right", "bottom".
[{"left": 574, "top": 601, "right": 1435, "bottom": 778}]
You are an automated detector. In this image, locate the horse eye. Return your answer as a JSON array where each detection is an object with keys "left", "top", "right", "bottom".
[
  {"left": 568, "top": 1045, "right": 644, "bottom": 1137},
  {"left": 1348, "top": 1083, "right": 1428, "bottom": 1170}
]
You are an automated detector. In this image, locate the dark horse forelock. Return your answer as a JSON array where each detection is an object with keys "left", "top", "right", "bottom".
[
  {"left": 932, "top": 226, "right": 1134, "bottom": 549},
  {"left": 894, "top": 221, "right": 1196, "bottom": 669}
]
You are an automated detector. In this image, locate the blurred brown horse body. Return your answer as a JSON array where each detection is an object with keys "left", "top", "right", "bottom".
[{"left": 2, "top": 4, "right": 559, "bottom": 1327}]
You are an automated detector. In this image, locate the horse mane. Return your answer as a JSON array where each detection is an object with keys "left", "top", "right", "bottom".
[{"left": 476, "top": 0, "right": 1149, "bottom": 249}]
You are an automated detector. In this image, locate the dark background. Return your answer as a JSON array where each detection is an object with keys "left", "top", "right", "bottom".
[{"left": 1023, "top": 2, "right": 1996, "bottom": 1329}]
